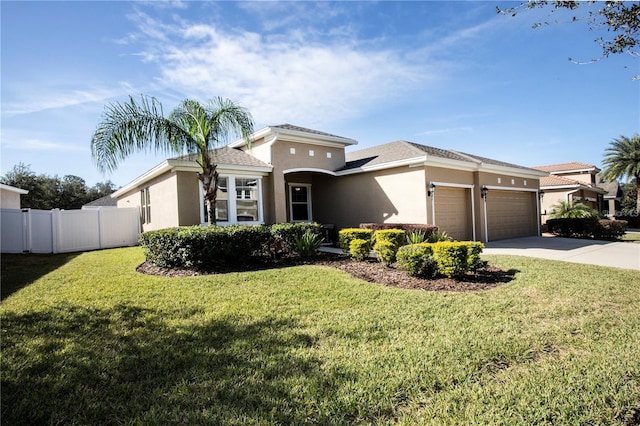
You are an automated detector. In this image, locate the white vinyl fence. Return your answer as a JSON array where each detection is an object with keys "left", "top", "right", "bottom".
[{"left": 1, "top": 207, "right": 140, "bottom": 254}]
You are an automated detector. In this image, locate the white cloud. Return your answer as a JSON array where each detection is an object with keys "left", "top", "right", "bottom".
[
  {"left": 131, "top": 13, "right": 434, "bottom": 127},
  {"left": 2, "top": 82, "right": 138, "bottom": 117}
]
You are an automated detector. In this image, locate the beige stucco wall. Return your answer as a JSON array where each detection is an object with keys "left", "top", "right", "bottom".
[
  {"left": 268, "top": 140, "right": 347, "bottom": 223},
  {"left": 0, "top": 189, "right": 22, "bottom": 209},
  {"left": 540, "top": 187, "right": 600, "bottom": 224},
  {"left": 176, "top": 171, "right": 201, "bottom": 226},
  {"left": 313, "top": 167, "right": 427, "bottom": 229},
  {"left": 116, "top": 171, "right": 180, "bottom": 232}
]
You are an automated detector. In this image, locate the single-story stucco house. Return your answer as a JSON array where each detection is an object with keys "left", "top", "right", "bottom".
[
  {"left": 112, "top": 124, "right": 548, "bottom": 242},
  {"left": 0, "top": 183, "right": 29, "bottom": 209},
  {"left": 532, "top": 162, "right": 608, "bottom": 223}
]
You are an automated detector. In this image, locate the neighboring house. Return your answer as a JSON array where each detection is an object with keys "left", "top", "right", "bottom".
[
  {"left": 112, "top": 124, "right": 548, "bottom": 242},
  {"left": 533, "top": 162, "right": 608, "bottom": 223},
  {"left": 0, "top": 183, "right": 28, "bottom": 209},
  {"left": 82, "top": 194, "right": 118, "bottom": 209},
  {"left": 596, "top": 178, "right": 622, "bottom": 217}
]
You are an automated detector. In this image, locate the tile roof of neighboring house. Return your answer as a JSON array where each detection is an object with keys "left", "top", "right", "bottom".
[
  {"left": 174, "top": 146, "right": 270, "bottom": 168},
  {"left": 533, "top": 162, "right": 600, "bottom": 173},
  {"left": 342, "top": 140, "right": 540, "bottom": 173},
  {"left": 540, "top": 175, "right": 584, "bottom": 187},
  {"left": 270, "top": 124, "right": 352, "bottom": 140},
  {"left": 83, "top": 194, "right": 117, "bottom": 207}
]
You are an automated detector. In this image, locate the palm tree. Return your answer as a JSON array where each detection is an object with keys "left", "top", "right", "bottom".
[
  {"left": 601, "top": 134, "right": 640, "bottom": 214},
  {"left": 91, "top": 95, "right": 254, "bottom": 225},
  {"left": 548, "top": 201, "right": 600, "bottom": 219}
]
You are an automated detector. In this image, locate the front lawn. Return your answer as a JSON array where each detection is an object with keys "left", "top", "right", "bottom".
[{"left": 2, "top": 248, "right": 639, "bottom": 425}]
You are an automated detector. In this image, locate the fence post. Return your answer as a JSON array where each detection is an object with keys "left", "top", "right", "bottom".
[
  {"left": 51, "top": 209, "right": 60, "bottom": 254},
  {"left": 21, "top": 208, "right": 30, "bottom": 253},
  {"left": 97, "top": 207, "right": 103, "bottom": 249}
]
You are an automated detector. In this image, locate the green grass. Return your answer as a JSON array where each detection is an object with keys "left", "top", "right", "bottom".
[
  {"left": 622, "top": 232, "right": 640, "bottom": 243},
  {"left": 2, "top": 248, "right": 639, "bottom": 425}
]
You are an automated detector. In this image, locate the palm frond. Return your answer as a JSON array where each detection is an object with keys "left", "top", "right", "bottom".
[{"left": 91, "top": 95, "right": 190, "bottom": 173}]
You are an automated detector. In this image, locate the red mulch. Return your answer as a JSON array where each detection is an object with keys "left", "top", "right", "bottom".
[{"left": 136, "top": 253, "right": 516, "bottom": 292}]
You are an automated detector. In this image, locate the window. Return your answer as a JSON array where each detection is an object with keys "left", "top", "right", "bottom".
[
  {"left": 215, "top": 177, "right": 228, "bottom": 222},
  {"left": 235, "top": 178, "right": 258, "bottom": 222},
  {"left": 200, "top": 175, "right": 263, "bottom": 224},
  {"left": 289, "top": 184, "right": 311, "bottom": 222},
  {"left": 140, "top": 187, "right": 151, "bottom": 224}
]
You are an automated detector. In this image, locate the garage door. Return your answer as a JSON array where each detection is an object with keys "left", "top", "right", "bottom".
[
  {"left": 435, "top": 187, "right": 472, "bottom": 241},
  {"left": 486, "top": 190, "right": 537, "bottom": 241}
]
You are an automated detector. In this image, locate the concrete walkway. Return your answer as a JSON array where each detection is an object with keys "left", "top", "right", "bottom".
[{"left": 484, "top": 234, "right": 640, "bottom": 270}]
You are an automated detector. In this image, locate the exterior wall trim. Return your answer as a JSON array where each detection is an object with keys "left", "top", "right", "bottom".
[{"left": 283, "top": 168, "right": 337, "bottom": 176}]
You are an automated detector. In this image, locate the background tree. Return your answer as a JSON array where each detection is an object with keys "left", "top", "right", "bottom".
[
  {"left": 91, "top": 95, "right": 254, "bottom": 225},
  {"left": 1, "top": 163, "right": 116, "bottom": 210},
  {"left": 601, "top": 134, "right": 640, "bottom": 214},
  {"left": 620, "top": 180, "right": 638, "bottom": 215},
  {"left": 498, "top": 1, "right": 639, "bottom": 70}
]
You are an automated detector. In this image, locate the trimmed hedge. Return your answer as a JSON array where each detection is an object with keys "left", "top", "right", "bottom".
[
  {"left": 396, "top": 241, "right": 485, "bottom": 278},
  {"left": 339, "top": 228, "right": 374, "bottom": 252},
  {"left": 139, "top": 225, "right": 271, "bottom": 269},
  {"left": 396, "top": 243, "right": 437, "bottom": 278},
  {"left": 360, "top": 223, "right": 438, "bottom": 237},
  {"left": 270, "top": 222, "right": 323, "bottom": 255},
  {"left": 349, "top": 238, "right": 372, "bottom": 261},
  {"left": 547, "top": 218, "right": 627, "bottom": 240},
  {"left": 373, "top": 229, "right": 406, "bottom": 264},
  {"left": 139, "top": 222, "right": 323, "bottom": 269}
]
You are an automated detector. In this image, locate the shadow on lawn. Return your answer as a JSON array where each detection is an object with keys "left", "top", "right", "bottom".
[
  {"left": 1, "top": 253, "right": 80, "bottom": 300},
  {"left": 1, "top": 304, "right": 373, "bottom": 425}
]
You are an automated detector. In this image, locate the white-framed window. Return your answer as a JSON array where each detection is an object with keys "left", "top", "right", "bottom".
[
  {"left": 200, "top": 175, "right": 263, "bottom": 225},
  {"left": 140, "top": 187, "right": 151, "bottom": 224},
  {"left": 289, "top": 183, "right": 312, "bottom": 222}
]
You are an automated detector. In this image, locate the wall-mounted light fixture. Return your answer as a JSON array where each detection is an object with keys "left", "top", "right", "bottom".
[
  {"left": 427, "top": 182, "right": 436, "bottom": 197},
  {"left": 481, "top": 185, "right": 488, "bottom": 199},
  {"left": 538, "top": 190, "right": 545, "bottom": 200}
]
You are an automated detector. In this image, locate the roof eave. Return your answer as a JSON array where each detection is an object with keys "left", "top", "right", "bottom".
[{"left": 231, "top": 125, "right": 358, "bottom": 149}]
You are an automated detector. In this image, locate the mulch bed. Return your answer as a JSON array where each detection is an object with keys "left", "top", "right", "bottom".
[{"left": 137, "top": 253, "right": 516, "bottom": 292}]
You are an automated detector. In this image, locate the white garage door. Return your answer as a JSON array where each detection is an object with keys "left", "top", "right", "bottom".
[
  {"left": 435, "top": 187, "right": 473, "bottom": 241},
  {"left": 486, "top": 190, "right": 537, "bottom": 241}
]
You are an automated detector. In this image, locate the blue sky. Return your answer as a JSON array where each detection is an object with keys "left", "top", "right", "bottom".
[{"left": 2, "top": 1, "right": 639, "bottom": 188}]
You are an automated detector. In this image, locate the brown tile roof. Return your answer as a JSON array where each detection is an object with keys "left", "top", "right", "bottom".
[
  {"left": 342, "top": 140, "right": 538, "bottom": 172},
  {"left": 173, "top": 146, "right": 270, "bottom": 168},
  {"left": 540, "top": 175, "right": 583, "bottom": 187},
  {"left": 533, "top": 162, "right": 599, "bottom": 173}
]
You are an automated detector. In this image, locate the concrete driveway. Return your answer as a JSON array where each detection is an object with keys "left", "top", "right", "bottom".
[{"left": 484, "top": 234, "right": 640, "bottom": 270}]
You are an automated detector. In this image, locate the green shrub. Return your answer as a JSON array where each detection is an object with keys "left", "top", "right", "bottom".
[
  {"left": 547, "top": 218, "right": 627, "bottom": 240},
  {"left": 406, "top": 230, "right": 427, "bottom": 244},
  {"left": 339, "top": 228, "right": 373, "bottom": 252},
  {"left": 594, "top": 219, "right": 628, "bottom": 240},
  {"left": 373, "top": 229, "right": 406, "bottom": 263},
  {"left": 466, "top": 242, "right": 485, "bottom": 271},
  {"left": 427, "top": 229, "right": 453, "bottom": 243},
  {"left": 139, "top": 225, "right": 272, "bottom": 269},
  {"left": 396, "top": 241, "right": 485, "bottom": 278},
  {"left": 349, "top": 238, "right": 372, "bottom": 261},
  {"left": 396, "top": 244, "right": 437, "bottom": 278},
  {"left": 294, "top": 229, "right": 324, "bottom": 258},
  {"left": 432, "top": 242, "right": 469, "bottom": 278},
  {"left": 373, "top": 240, "right": 397, "bottom": 265},
  {"left": 270, "top": 222, "right": 322, "bottom": 255}
]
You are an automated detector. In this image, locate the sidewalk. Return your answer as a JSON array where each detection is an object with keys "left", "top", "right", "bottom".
[{"left": 484, "top": 235, "right": 640, "bottom": 270}]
